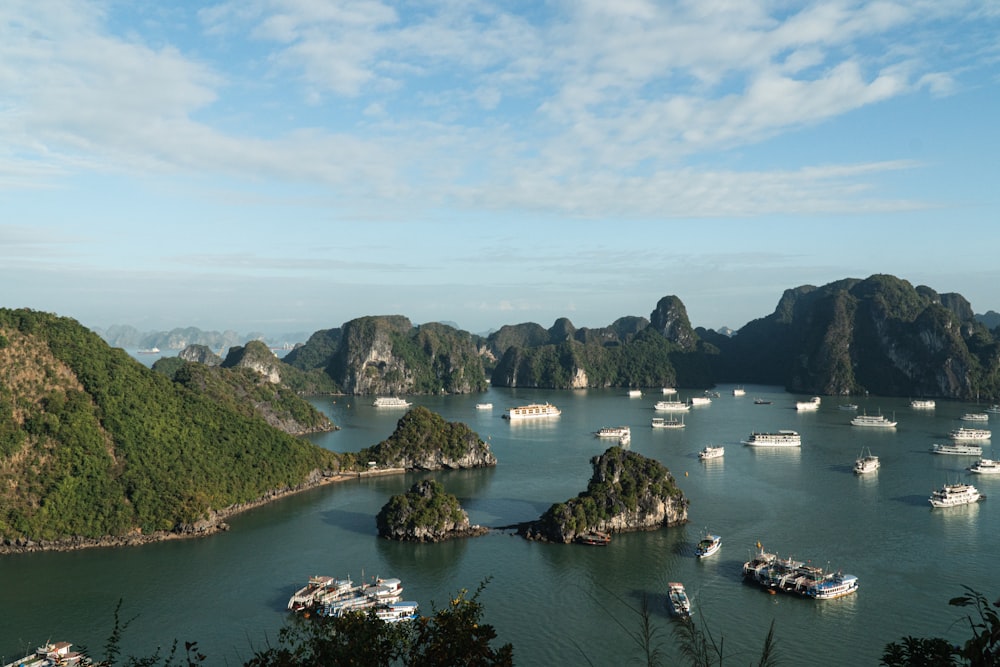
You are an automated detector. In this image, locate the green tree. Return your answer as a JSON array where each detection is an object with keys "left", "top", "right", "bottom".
[
  {"left": 242, "top": 581, "right": 511, "bottom": 667},
  {"left": 882, "top": 587, "right": 999, "bottom": 667},
  {"left": 405, "top": 584, "right": 513, "bottom": 667}
]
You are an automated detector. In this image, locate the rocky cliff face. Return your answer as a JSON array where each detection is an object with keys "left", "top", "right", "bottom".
[
  {"left": 650, "top": 295, "right": 699, "bottom": 351},
  {"left": 520, "top": 447, "right": 688, "bottom": 543},
  {"left": 332, "top": 316, "right": 414, "bottom": 395},
  {"left": 717, "top": 275, "right": 1000, "bottom": 399},
  {"left": 322, "top": 316, "right": 487, "bottom": 395}
]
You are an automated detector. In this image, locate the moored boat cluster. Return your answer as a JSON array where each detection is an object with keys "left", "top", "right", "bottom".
[
  {"left": 286, "top": 573, "right": 419, "bottom": 622},
  {"left": 742, "top": 543, "right": 859, "bottom": 600}
]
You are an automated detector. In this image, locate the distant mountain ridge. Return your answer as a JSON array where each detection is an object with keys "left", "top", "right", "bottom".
[
  {"left": 95, "top": 324, "right": 308, "bottom": 352},
  {"left": 102, "top": 273, "right": 1000, "bottom": 401}
]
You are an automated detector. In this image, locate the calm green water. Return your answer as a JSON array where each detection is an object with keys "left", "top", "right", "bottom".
[{"left": 2, "top": 387, "right": 997, "bottom": 665}]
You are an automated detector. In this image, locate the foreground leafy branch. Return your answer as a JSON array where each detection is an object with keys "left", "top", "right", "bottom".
[{"left": 882, "top": 587, "right": 999, "bottom": 666}]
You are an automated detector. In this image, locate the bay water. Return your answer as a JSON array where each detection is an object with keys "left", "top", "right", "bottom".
[{"left": 2, "top": 387, "right": 997, "bottom": 665}]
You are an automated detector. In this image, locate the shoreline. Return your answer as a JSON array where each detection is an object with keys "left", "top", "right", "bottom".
[{"left": 0, "top": 467, "right": 407, "bottom": 556}]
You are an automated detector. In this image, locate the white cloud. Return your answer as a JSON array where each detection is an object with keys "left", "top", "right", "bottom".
[{"left": 0, "top": 0, "right": 995, "bottom": 219}]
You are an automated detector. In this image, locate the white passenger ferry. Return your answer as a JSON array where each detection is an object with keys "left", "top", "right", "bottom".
[
  {"left": 372, "top": 396, "right": 412, "bottom": 408},
  {"left": 910, "top": 399, "right": 936, "bottom": 409},
  {"left": 502, "top": 403, "right": 561, "bottom": 421},
  {"left": 627, "top": 389, "right": 643, "bottom": 398},
  {"left": 375, "top": 600, "right": 420, "bottom": 623},
  {"left": 961, "top": 413, "right": 989, "bottom": 422},
  {"left": 475, "top": 402, "right": 493, "bottom": 410},
  {"left": 929, "top": 482, "right": 984, "bottom": 508},
  {"left": 595, "top": 426, "right": 631, "bottom": 438},
  {"left": 2, "top": 642, "right": 85, "bottom": 667},
  {"left": 742, "top": 430, "right": 801, "bottom": 447},
  {"left": 968, "top": 458, "right": 1000, "bottom": 474},
  {"left": 796, "top": 396, "right": 821, "bottom": 411},
  {"left": 854, "top": 448, "right": 880, "bottom": 474},
  {"left": 698, "top": 445, "right": 724, "bottom": 460},
  {"left": 651, "top": 416, "right": 685, "bottom": 429},
  {"left": 688, "top": 396, "right": 711, "bottom": 406},
  {"left": 732, "top": 386, "right": 746, "bottom": 396},
  {"left": 932, "top": 443, "right": 983, "bottom": 456},
  {"left": 653, "top": 400, "right": 690, "bottom": 412},
  {"left": 950, "top": 427, "right": 991, "bottom": 441},
  {"left": 850, "top": 411, "right": 897, "bottom": 428}
]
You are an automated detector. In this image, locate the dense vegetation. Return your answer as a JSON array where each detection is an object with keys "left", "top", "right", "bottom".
[
  {"left": 244, "top": 586, "right": 513, "bottom": 667},
  {"left": 80, "top": 585, "right": 1000, "bottom": 666},
  {"left": 357, "top": 406, "right": 495, "bottom": 469},
  {"left": 159, "top": 346, "right": 335, "bottom": 434},
  {"left": 528, "top": 447, "right": 687, "bottom": 541},
  {"left": 376, "top": 479, "right": 470, "bottom": 540},
  {"left": 0, "top": 309, "right": 341, "bottom": 542},
  {"left": 881, "top": 588, "right": 1000, "bottom": 666},
  {"left": 88, "top": 583, "right": 512, "bottom": 667}
]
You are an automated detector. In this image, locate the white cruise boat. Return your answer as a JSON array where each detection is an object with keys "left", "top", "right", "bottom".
[
  {"left": 839, "top": 403, "right": 858, "bottom": 411},
  {"left": 502, "top": 403, "right": 561, "bottom": 420},
  {"left": 698, "top": 445, "right": 724, "bottom": 460},
  {"left": 372, "top": 396, "right": 412, "bottom": 408},
  {"left": 654, "top": 400, "right": 690, "bottom": 412},
  {"left": 651, "top": 416, "right": 685, "bottom": 429},
  {"left": 811, "top": 573, "right": 861, "bottom": 600},
  {"left": 287, "top": 574, "right": 338, "bottom": 611},
  {"left": 695, "top": 532, "right": 722, "bottom": 558},
  {"left": 968, "top": 458, "right": 1000, "bottom": 474},
  {"left": 961, "top": 413, "right": 989, "bottom": 422},
  {"left": 742, "top": 430, "right": 801, "bottom": 447},
  {"left": 854, "top": 448, "right": 879, "bottom": 474},
  {"left": 661, "top": 387, "right": 677, "bottom": 395},
  {"left": 988, "top": 405, "right": 1000, "bottom": 414},
  {"left": 796, "top": 396, "right": 821, "bottom": 411},
  {"left": 688, "top": 396, "right": 711, "bottom": 406},
  {"left": 475, "top": 402, "right": 493, "bottom": 410},
  {"left": 928, "top": 482, "right": 984, "bottom": 508},
  {"left": 667, "top": 582, "right": 691, "bottom": 617},
  {"left": 627, "top": 389, "right": 643, "bottom": 398},
  {"left": 375, "top": 600, "right": 420, "bottom": 623},
  {"left": 851, "top": 411, "right": 897, "bottom": 428},
  {"left": 950, "top": 427, "right": 991, "bottom": 441},
  {"left": 595, "top": 426, "right": 630, "bottom": 438},
  {"left": 732, "top": 386, "right": 746, "bottom": 397},
  {"left": 932, "top": 443, "right": 983, "bottom": 456},
  {"left": 910, "top": 399, "right": 936, "bottom": 409},
  {"left": 4, "top": 642, "right": 85, "bottom": 667}
]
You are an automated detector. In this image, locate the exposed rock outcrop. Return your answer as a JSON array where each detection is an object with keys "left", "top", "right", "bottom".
[
  {"left": 221, "top": 340, "right": 283, "bottom": 383},
  {"left": 519, "top": 447, "right": 688, "bottom": 543},
  {"left": 714, "top": 274, "right": 1000, "bottom": 399},
  {"left": 178, "top": 344, "right": 223, "bottom": 366},
  {"left": 359, "top": 406, "right": 497, "bottom": 470},
  {"left": 376, "top": 479, "right": 488, "bottom": 542},
  {"left": 650, "top": 295, "right": 699, "bottom": 351},
  {"left": 323, "top": 316, "right": 488, "bottom": 396}
]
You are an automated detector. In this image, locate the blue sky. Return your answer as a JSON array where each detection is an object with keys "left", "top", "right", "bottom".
[{"left": 3, "top": 1, "right": 999, "bottom": 338}]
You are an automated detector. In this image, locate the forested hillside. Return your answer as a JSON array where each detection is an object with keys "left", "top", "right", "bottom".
[{"left": 0, "top": 309, "right": 342, "bottom": 545}]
